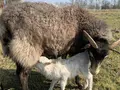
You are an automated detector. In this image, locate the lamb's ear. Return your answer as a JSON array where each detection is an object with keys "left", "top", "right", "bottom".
[
  {"left": 84, "top": 44, "right": 91, "bottom": 49},
  {"left": 83, "top": 30, "right": 98, "bottom": 49},
  {"left": 44, "top": 61, "right": 56, "bottom": 66},
  {"left": 44, "top": 62, "right": 51, "bottom": 65}
]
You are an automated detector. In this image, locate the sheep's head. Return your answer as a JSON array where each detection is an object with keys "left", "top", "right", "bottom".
[
  {"left": 89, "top": 37, "right": 109, "bottom": 75},
  {"left": 83, "top": 30, "right": 119, "bottom": 75}
]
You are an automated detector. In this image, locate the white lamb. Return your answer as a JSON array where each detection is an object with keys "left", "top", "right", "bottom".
[{"left": 35, "top": 50, "right": 93, "bottom": 90}]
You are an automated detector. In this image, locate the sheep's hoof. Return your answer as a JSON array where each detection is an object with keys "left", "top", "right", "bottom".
[
  {"left": 0, "top": 83, "right": 4, "bottom": 90},
  {"left": 78, "top": 85, "right": 83, "bottom": 90}
]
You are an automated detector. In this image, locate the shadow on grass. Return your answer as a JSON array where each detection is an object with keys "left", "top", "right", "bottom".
[
  {"left": 0, "top": 68, "right": 51, "bottom": 90},
  {"left": 0, "top": 68, "right": 80, "bottom": 90}
]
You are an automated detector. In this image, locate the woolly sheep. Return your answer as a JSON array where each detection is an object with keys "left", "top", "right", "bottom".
[{"left": 0, "top": 2, "right": 110, "bottom": 90}]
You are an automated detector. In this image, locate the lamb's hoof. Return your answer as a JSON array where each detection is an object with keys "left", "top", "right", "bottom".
[
  {"left": 77, "top": 84, "right": 84, "bottom": 90},
  {"left": 75, "top": 76, "right": 83, "bottom": 89}
]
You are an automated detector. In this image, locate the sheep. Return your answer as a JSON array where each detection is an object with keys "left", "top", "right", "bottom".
[
  {"left": 36, "top": 51, "right": 93, "bottom": 90},
  {"left": 0, "top": 2, "right": 118, "bottom": 90}
]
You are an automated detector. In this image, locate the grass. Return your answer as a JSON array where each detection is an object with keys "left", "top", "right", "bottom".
[
  {"left": 90, "top": 9, "right": 120, "bottom": 90},
  {"left": 0, "top": 9, "right": 120, "bottom": 90}
]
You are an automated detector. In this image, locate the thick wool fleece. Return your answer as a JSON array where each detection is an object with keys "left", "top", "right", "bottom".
[{"left": 0, "top": 2, "right": 108, "bottom": 68}]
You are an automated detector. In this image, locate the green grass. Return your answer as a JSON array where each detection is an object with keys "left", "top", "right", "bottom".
[
  {"left": 0, "top": 9, "right": 120, "bottom": 90},
  {"left": 90, "top": 9, "right": 120, "bottom": 29},
  {"left": 90, "top": 9, "right": 120, "bottom": 90}
]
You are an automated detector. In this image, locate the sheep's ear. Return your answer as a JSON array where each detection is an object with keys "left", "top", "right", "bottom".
[{"left": 83, "top": 30, "right": 98, "bottom": 49}]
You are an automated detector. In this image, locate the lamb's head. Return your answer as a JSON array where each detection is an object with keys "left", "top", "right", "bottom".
[{"left": 38, "top": 56, "right": 52, "bottom": 65}]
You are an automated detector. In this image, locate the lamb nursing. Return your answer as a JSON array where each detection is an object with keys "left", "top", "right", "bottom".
[{"left": 36, "top": 51, "right": 93, "bottom": 90}]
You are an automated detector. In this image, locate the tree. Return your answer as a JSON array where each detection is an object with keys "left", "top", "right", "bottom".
[
  {"left": 102, "top": 0, "right": 111, "bottom": 9},
  {"left": 70, "top": 0, "right": 88, "bottom": 8},
  {"left": 4, "top": 0, "right": 24, "bottom": 5},
  {"left": 113, "top": 0, "right": 117, "bottom": 8},
  {"left": 89, "top": 0, "right": 94, "bottom": 8},
  {"left": 98, "top": 0, "right": 103, "bottom": 10},
  {"left": 70, "top": 0, "right": 75, "bottom": 4},
  {"left": 117, "top": 0, "right": 120, "bottom": 8}
]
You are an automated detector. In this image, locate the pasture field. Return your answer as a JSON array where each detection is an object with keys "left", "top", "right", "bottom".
[{"left": 0, "top": 9, "right": 120, "bottom": 90}]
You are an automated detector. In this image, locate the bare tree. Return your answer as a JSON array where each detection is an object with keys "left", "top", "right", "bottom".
[
  {"left": 4, "top": 0, "right": 24, "bottom": 5},
  {"left": 98, "top": 0, "right": 103, "bottom": 10},
  {"left": 102, "top": 0, "right": 111, "bottom": 9},
  {"left": 117, "top": 0, "right": 120, "bottom": 8},
  {"left": 70, "top": 0, "right": 88, "bottom": 8},
  {"left": 70, "top": 0, "right": 75, "bottom": 4},
  {"left": 69, "top": 0, "right": 120, "bottom": 9}
]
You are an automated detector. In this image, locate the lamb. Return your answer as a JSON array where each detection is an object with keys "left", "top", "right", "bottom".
[
  {"left": 0, "top": 2, "right": 119, "bottom": 90},
  {"left": 36, "top": 51, "right": 93, "bottom": 90}
]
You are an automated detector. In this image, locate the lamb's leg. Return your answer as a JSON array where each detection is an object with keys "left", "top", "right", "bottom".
[
  {"left": 75, "top": 75, "right": 83, "bottom": 89},
  {"left": 83, "top": 79, "right": 88, "bottom": 89},
  {"left": 82, "top": 67, "right": 93, "bottom": 90},
  {"left": 16, "top": 63, "right": 31, "bottom": 90},
  {"left": 49, "top": 79, "right": 58, "bottom": 90},
  {"left": 87, "top": 72, "right": 93, "bottom": 90},
  {"left": 60, "top": 78, "right": 67, "bottom": 90}
]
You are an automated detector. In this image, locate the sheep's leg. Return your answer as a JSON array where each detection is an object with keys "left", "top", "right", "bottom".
[
  {"left": 60, "top": 78, "right": 67, "bottom": 90},
  {"left": 87, "top": 72, "right": 93, "bottom": 90},
  {"left": 1, "top": 42, "right": 9, "bottom": 57},
  {"left": 16, "top": 63, "right": 22, "bottom": 76},
  {"left": 49, "top": 79, "right": 58, "bottom": 90},
  {"left": 0, "top": 83, "right": 3, "bottom": 90},
  {"left": 20, "top": 68, "right": 30, "bottom": 90},
  {"left": 16, "top": 63, "right": 31, "bottom": 90}
]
